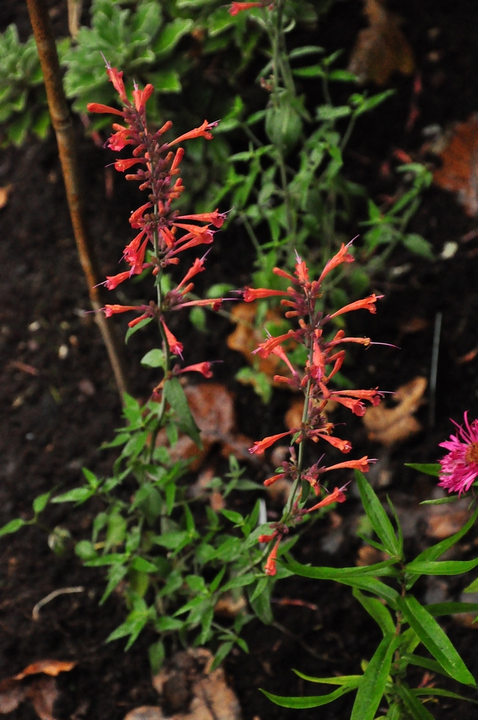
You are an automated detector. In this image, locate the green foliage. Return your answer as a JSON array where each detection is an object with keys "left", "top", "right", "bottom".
[
  {"left": 267, "top": 472, "right": 478, "bottom": 716},
  {"left": 0, "top": 24, "right": 52, "bottom": 145}
]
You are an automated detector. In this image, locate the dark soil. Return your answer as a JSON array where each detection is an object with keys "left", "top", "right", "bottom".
[{"left": 2, "top": 1, "right": 478, "bottom": 719}]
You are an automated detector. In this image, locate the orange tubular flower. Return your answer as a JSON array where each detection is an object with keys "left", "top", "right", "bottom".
[
  {"left": 263, "top": 473, "right": 287, "bottom": 487},
  {"left": 253, "top": 329, "right": 298, "bottom": 358},
  {"left": 249, "top": 430, "right": 294, "bottom": 455},
  {"left": 103, "top": 304, "right": 146, "bottom": 317}
]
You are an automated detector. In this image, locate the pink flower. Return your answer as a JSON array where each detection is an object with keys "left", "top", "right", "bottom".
[{"left": 438, "top": 412, "right": 478, "bottom": 495}]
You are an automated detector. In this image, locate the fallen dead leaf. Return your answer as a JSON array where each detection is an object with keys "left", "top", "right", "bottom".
[
  {"left": 348, "top": 0, "right": 414, "bottom": 85},
  {"left": 156, "top": 383, "right": 237, "bottom": 470},
  {"left": 124, "top": 708, "right": 165, "bottom": 720},
  {"left": 0, "top": 661, "right": 74, "bottom": 719},
  {"left": 152, "top": 649, "right": 241, "bottom": 720},
  {"left": 356, "top": 545, "right": 387, "bottom": 566},
  {"left": 27, "top": 677, "right": 58, "bottom": 720},
  {"left": 0, "top": 184, "right": 12, "bottom": 209},
  {"left": 363, "top": 376, "right": 427, "bottom": 446},
  {"left": 14, "top": 660, "right": 76, "bottom": 680},
  {"left": 424, "top": 500, "right": 471, "bottom": 540},
  {"left": 433, "top": 115, "right": 478, "bottom": 216},
  {"left": 227, "top": 302, "right": 290, "bottom": 380}
]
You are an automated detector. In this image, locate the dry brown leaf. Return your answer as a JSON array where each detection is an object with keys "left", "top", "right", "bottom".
[
  {"left": 152, "top": 649, "right": 241, "bottom": 720},
  {"left": 156, "top": 383, "right": 235, "bottom": 470},
  {"left": 363, "top": 376, "right": 427, "bottom": 446},
  {"left": 356, "top": 545, "right": 387, "bottom": 567},
  {"left": 124, "top": 708, "right": 165, "bottom": 720},
  {"left": 0, "top": 184, "right": 12, "bottom": 210},
  {"left": 14, "top": 660, "right": 76, "bottom": 680},
  {"left": 227, "top": 303, "right": 287, "bottom": 379},
  {"left": 433, "top": 115, "right": 478, "bottom": 216},
  {"left": 424, "top": 502, "right": 471, "bottom": 540},
  {"left": 0, "top": 677, "right": 24, "bottom": 713},
  {"left": 27, "top": 677, "right": 58, "bottom": 720},
  {"left": 348, "top": 0, "right": 414, "bottom": 85}
]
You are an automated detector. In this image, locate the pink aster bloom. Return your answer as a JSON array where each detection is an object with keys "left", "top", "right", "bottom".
[{"left": 438, "top": 412, "right": 478, "bottom": 496}]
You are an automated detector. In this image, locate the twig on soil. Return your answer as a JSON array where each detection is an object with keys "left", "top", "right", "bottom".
[
  {"left": 25, "top": 0, "right": 130, "bottom": 399},
  {"left": 32, "top": 586, "right": 84, "bottom": 620}
]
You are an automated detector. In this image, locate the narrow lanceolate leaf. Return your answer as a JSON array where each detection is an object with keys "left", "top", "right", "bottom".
[
  {"left": 404, "top": 463, "right": 441, "bottom": 477},
  {"left": 352, "top": 589, "right": 395, "bottom": 635},
  {"left": 164, "top": 377, "right": 202, "bottom": 447},
  {"left": 398, "top": 595, "right": 476, "bottom": 686},
  {"left": 261, "top": 683, "right": 357, "bottom": 709},
  {"left": 406, "top": 557, "right": 478, "bottom": 576},
  {"left": 351, "top": 633, "right": 399, "bottom": 720},
  {"left": 355, "top": 471, "right": 402, "bottom": 557},
  {"left": 396, "top": 684, "right": 435, "bottom": 720}
]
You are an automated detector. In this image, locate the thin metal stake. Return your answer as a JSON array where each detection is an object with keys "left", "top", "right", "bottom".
[{"left": 429, "top": 312, "right": 442, "bottom": 428}]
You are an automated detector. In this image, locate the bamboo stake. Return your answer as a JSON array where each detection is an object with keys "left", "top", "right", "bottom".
[{"left": 26, "top": 0, "right": 130, "bottom": 398}]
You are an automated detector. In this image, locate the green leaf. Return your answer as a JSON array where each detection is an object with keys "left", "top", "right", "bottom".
[
  {"left": 125, "top": 317, "right": 152, "bottom": 343},
  {"left": 152, "top": 18, "right": 193, "bottom": 57},
  {"left": 397, "top": 595, "right": 476, "bottom": 685},
  {"left": 106, "top": 512, "right": 127, "bottom": 550},
  {"left": 293, "top": 671, "right": 361, "bottom": 686},
  {"left": 261, "top": 683, "right": 357, "bottom": 709},
  {"left": 100, "top": 563, "right": 128, "bottom": 605},
  {"left": 316, "top": 104, "right": 352, "bottom": 120},
  {"left": 210, "top": 642, "right": 234, "bottom": 672},
  {"left": 33, "top": 491, "right": 51, "bottom": 514},
  {"left": 396, "top": 684, "right": 435, "bottom": 720},
  {"left": 130, "top": 556, "right": 158, "bottom": 573},
  {"left": 410, "top": 508, "right": 478, "bottom": 569},
  {"left": 164, "top": 377, "right": 202, "bottom": 447},
  {"left": 221, "top": 574, "right": 257, "bottom": 592},
  {"left": 0, "top": 518, "right": 26, "bottom": 537},
  {"left": 403, "top": 233, "right": 434, "bottom": 259},
  {"left": 75, "top": 540, "right": 97, "bottom": 561},
  {"left": 352, "top": 588, "right": 395, "bottom": 635},
  {"left": 51, "top": 487, "right": 94, "bottom": 504},
  {"left": 405, "top": 463, "right": 440, "bottom": 477},
  {"left": 221, "top": 509, "right": 244, "bottom": 525},
  {"left": 141, "top": 349, "right": 165, "bottom": 368},
  {"left": 248, "top": 579, "right": 273, "bottom": 624},
  {"left": 355, "top": 471, "right": 402, "bottom": 557},
  {"left": 406, "top": 557, "right": 478, "bottom": 576},
  {"left": 426, "top": 602, "right": 478, "bottom": 616},
  {"left": 465, "top": 578, "right": 478, "bottom": 593},
  {"left": 351, "top": 633, "right": 399, "bottom": 720},
  {"left": 149, "top": 639, "right": 165, "bottom": 674}
]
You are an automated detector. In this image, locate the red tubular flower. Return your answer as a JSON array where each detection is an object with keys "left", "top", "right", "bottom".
[
  {"left": 175, "top": 209, "right": 227, "bottom": 228},
  {"left": 249, "top": 430, "right": 294, "bottom": 455},
  {"left": 175, "top": 362, "right": 214, "bottom": 378},
  {"left": 309, "top": 432, "right": 352, "bottom": 453},
  {"left": 160, "top": 319, "right": 184, "bottom": 358},
  {"left": 264, "top": 537, "right": 281, "bottom": 576},
  {"left": 87, "top": 102, "right": 125, "bottom": 117},
  {"left": 103, "top": 271, "right": 131, "bottom": 290},
  {"left": 243, "top": 287, "right": 289, "bottom": 302},
  {"left": 322, "top": 456, "right": 372, "bottom": 474},
  {"left": 132, "top": 83, "right": 154, "bottom": 112},
  {"left": 253, "top": 329, "right": 298, "bottom": 358},
  {"left": 106, "top": 66, "right": 128, "bottom": 103},
  {"left": 103, "top": 304, "right": 146, "bottom": 317},
  {"left": 167, "top": 120, "right": 219, "bottom": 147},
  {"left": 305, "top": 485, "right": 348, "bottom": 514},
  {"left": 317, "top": 241, "right": 355, "bottom": 285},
  {"left": 263, "top": 473, "right": 287, "bottom": 487},
  {"left": 327, "top": 294, "right": 383, "bottom": 320},
  {"left": 114, "top": 157, "right": 144, "bottom": 172}
]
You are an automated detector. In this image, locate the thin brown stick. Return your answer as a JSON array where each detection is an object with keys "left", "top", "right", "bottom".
[{"left": 26, "top": 0, "right": 130, "bottom": 398}]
